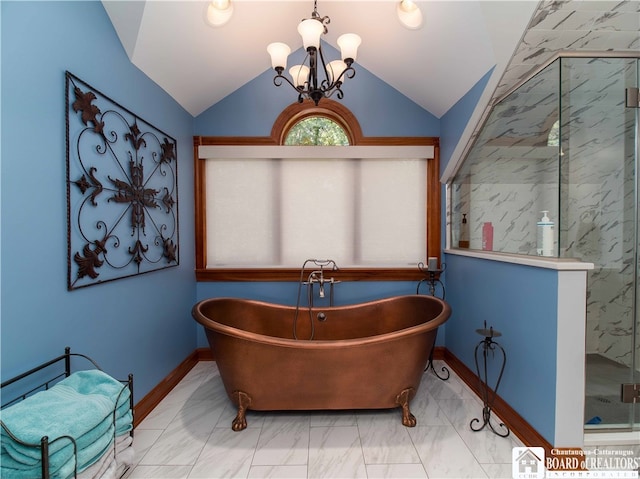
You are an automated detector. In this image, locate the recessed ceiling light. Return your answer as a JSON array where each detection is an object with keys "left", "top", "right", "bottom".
[
  {"left": 206, "top": 0, "right": 233, "bottom": 27},
  {"left": 397, "top": 0, "right": 423, "bottom": 30}
]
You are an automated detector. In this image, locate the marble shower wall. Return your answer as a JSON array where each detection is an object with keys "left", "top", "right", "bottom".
[
  {"left": 451, "top": 57, "right": 639, "bottom": 370},
  {"left": 451, "top": 59, "right": 561, "bottom": 255}
]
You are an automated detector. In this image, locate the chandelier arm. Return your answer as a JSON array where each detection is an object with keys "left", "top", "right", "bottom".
[
  {"left": 324, "top": 86, "right": 344, "bottom": 100},
  {"left": 272, "top": 70, "right": 312, "bottom": 104},
  {"left": 333, "top": 65, "right": 356, "bottom": 84},
  {"left": 273, "top": 72, "right": 302, "bottom": 92},
  {"left": 319, "top": 78, "right": 332, "bottom": 91}
]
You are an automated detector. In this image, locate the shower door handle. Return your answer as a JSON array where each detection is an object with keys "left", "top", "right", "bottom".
[{"left": 626, "top": 87, "right": 639, "bottom": 109}]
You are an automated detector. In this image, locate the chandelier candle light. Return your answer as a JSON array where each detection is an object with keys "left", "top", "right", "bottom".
[{"left": 267, "top": 0, "right": 361, "bottom": 105}]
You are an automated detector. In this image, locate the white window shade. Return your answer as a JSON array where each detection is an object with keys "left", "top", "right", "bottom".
[
  {"left": 280, "top": 158, "right": 355, "bottom": 265},
  {"left": 206, "top": 159, "right": 277, "bottom": 266},
  {"left": 201, "top": 146, "right": 433, "bottom": 269},
  {"left": 357, "top": 159, "right": 426, "bottom": 265}
]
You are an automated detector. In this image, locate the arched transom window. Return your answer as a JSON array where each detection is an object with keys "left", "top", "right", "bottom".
[{"left": 284, "top": 116, "right": 349, "bottom": 146}]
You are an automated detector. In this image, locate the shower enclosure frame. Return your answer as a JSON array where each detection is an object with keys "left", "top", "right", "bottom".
[{"left": 448, "top": 53, "right": 640, "bottom": 435}]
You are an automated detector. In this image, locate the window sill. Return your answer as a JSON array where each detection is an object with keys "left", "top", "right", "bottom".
[{"left": 195, "top": 267, "right": 432, "bottom": 282}]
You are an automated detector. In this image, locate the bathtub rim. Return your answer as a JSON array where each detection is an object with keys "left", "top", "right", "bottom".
[{"left": 192, "top": 294, "right": 451, "bottom": 350}]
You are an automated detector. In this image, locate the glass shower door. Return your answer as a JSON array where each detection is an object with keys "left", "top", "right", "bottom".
[{"left": 561, "top": 57, "right": 639, "bottom": 431}]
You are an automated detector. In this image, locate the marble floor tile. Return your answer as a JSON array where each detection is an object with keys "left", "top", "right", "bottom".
[
  {"left": 159, "top": 367, "right": 217, "bottom": 406},
  {"left": 247, "top": 465, "right": 308, "bottom": 479},
  {"left": 357, "top": 411, "right": 421, "bottom": 464},
  {"left": 139, "top": 399, "right": 223, "bottom": 466},
  {"left": 425, "top": 369, "right": 479, "bottom": 401},
  {"left": 188, "top": 427, "right": 261, "bottom": 478},
  {"left": 365, "top": 463, "right": 428, "bottom": 478},
  {"left": 213, "top": 398, "right": 257, "bottom": 430},
  {"left": 459, "top": 425, "right": 518, "bottom": 464},
  {"left": 136, "top": 364, "right": 221, "bottom": 430},
  {"left": 308, "top": 426, "right": 367, "bottom": 478},
  {"left": 130, "top": 428, "right": 163, "bottom": 467},
  {"left": 437, "top": 397, "right": 515, "bottom": 462},
  {"left": 251, "top": 414, "right": 311, "bottom": 466},
  {"left": 127, "top": 465, "right": 193, "bottom": 479},
  {"left": 409, "top": 386, "right": 452, "bottom": 427},
  {"left": 136, "top": 399, "right": 185, "bottom": 430},
  {"left": 480, "top": 462, "right": 514, "bottom": 479},
  {"left": 309, "top": 410, "right": 358, "bottom": 427},
  {"left": 437, "top": 397, "right": 484, "bottom": 430},
  {"left": 409, "top": 424, "right": 489, "bottom": 478},
  {"left": 128, "top": 361, "right": 588, "bottom": 479}
]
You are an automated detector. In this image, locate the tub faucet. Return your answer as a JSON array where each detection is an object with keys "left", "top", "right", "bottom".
[
  {"left": 318, "top": 273, "right": 326, "bottom": 299},
  {"left": 303, "top": 259, "right": 339, "bottom": 304},
  {"left": 308, "top": 270, "right": 326, "bottom": 298}
]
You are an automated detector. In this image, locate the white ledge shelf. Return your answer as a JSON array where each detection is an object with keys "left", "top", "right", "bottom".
[{"left": 444, "top": 249, "right": 594, "bottom": 271}]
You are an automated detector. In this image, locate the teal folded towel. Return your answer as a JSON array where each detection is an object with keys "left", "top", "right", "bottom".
[
  {"left": 1, "top": 432, "right": 131, "bottom": 479},
  {"left": 0, "top": 450, "right": 76, "bottom": 479},
  {"left": 0, "top": 369, "right": 132, "bottom": 476},
  {"left": 3, "top": 413, "right": 117, "bottom": 469},
  {"left": 0, "top": 427, "right": 113, "bottom": 479}
]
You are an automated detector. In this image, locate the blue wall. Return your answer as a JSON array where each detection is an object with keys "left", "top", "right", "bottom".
[
  {"left": 1, "top": 1, "right": 197, "bottom": 402},
  {"left": 443, "top": 254, "right": 559, "bottom": 443},
  {"left": 440, "top": 67, "right": 494, "bottom": 175}
]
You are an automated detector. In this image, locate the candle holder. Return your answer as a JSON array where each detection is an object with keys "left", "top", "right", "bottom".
[
  {"left": 470, "top": 321, "right": 509, "bottom": 437},
  {"left": 416, "top": 261, "right": 445, "bottom": 298},
  {"left": 417, "top": 262, "right": 449, "bottom": 381}
]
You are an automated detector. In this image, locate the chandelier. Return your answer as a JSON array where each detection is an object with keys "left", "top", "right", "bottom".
[{"left": 267, "top": 0, "right": 361, "bottom": 106}]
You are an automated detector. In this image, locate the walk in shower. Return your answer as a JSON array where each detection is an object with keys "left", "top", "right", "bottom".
[{"left": 449, "top": 56, "right": 639, "bottom": 432}]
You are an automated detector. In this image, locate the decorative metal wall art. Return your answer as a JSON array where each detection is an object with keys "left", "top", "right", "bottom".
[{"left": 66, "top": 71, "right": 179, "bottom": 290}]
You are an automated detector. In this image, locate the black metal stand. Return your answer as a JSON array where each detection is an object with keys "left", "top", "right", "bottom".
[
  {"left": 417, "top": 262, "right": 450, "bottom": 381},
  {"left": 424, "top": 342, "right": 450, "bottom": 380},
  {"left": 470, "top": 322, "right": 510, "bottom": 437}
]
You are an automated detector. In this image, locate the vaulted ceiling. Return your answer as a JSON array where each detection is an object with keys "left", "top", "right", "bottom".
[
  {"left": 102, "top": 1, "right": 639, "bottom": 119},
  {"left": 101, "top": 0, "right": 540, "bottom": 118}
]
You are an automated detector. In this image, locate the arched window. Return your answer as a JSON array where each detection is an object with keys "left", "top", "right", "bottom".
[
  {"left": 271, "top": 99, "right": 363, "bottom": 145},
  {"left": 284, "top": 116, "right": 349, "bottom": 146}
]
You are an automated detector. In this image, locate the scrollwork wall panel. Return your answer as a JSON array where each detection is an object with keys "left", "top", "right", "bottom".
[{"left": 66, "top": 71, "right": 179, "bottom": 290}]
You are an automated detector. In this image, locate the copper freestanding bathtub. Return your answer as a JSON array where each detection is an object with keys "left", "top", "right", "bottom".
[{"left": 192, "top": 294, "right": 451, "bottom": 431}]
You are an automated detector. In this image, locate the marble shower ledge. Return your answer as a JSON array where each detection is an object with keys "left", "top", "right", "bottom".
[{"left": 444, "top": 249, "right": 594, "bottom": 271}]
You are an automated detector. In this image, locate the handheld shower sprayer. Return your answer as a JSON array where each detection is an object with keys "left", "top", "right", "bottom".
[{"left": 293, "top": 259, "right": 341, "bottom": 340}]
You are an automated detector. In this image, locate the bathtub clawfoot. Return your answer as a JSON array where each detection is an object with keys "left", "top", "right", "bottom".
[
  {"left": 396, "top": 388, "right": 417, "bottom": 427},
  {"left": 231, "top": 390, "right": 252, "bottom": 431}
]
